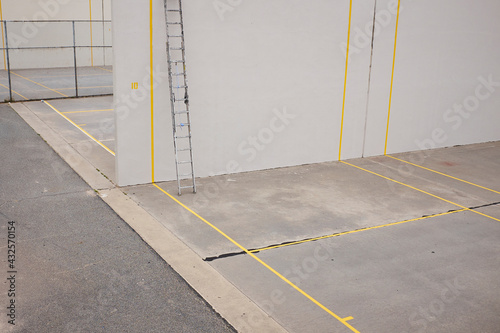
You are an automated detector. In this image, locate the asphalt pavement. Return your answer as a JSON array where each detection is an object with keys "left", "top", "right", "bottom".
[{"left": 0, "top": 103, "right": 236, "bottom": 333}]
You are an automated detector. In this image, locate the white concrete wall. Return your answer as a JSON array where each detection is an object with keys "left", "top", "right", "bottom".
[
  {"left": 364, "top": 0, "right": 500, "bottom": 156},
  {"left": 0, "top": 0, "right": 112, "bottom": 69},
  {"left": 113, "top": 0, "right": 500, "bottom": 186}
]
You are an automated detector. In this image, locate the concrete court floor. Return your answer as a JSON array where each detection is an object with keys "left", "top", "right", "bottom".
[
  {"left": 0, "top": 66, "right": 113, "bottom": 102},
  {"left": 13, "top": 97, "right": 500, "bottom": 333}
]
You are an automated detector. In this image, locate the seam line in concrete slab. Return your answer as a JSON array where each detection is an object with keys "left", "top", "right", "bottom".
[
  {"left": 387, "top": 155, "right": 500, "bottom": 194},
  {"left": 469, "top": 201, "right": 500, "bottom": 210},
  {"left": 341, "top": 160, "right": 500, "bottom": 222},
  {"left": 361, "top": 0, "right": 378, "bottom": 157},
  {"left": 11, "top": 101, "right": 288, "bottom": 333},
  {"left": 43, "top": 100, "right": 116, "bottom": 156},
  {"left": 10, "top": 71, "right": 68, "bottom": 97},
  {"left": 204, "top": 208, "right": 467, "bottom": 259},
  {"left": 153, "top": 183, "right": 361, "bottom": 333},
  {"left": 338, "top": 0, "right": 352, "bottom": 161},
  {"left": 384, "top": 0, "right": 401, "bottom": 155}
]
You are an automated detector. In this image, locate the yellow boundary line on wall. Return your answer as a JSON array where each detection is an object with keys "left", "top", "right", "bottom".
[
  {"left": 10, "top": 71, "right": 68, "bottom": 97},
  {"left": 249, "top": 208, "right": 467, "bottom": 253},
  {"left": 0, "top": 0, "right": 6, "bottom": 71},
  {"left": 340, "top": 160, "right": 500, "bottom": 222},
  {"left": 338, "top": 0, "right": 353, "bottom": 160},
  {"left": 384, "top": 0, "right": 401, "bottom": 155},
  {"left": 150, "top": 0, "right": 155, "bottom": 183},
  {"left": 386, "top": 155, "right": 500, "bottom": 195},
  {"left": 43, "top": 100, "right": 115, "bottom": 156}
]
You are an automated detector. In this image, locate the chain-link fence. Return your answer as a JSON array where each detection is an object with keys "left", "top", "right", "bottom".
[{"left": 0, "top": 20, "right": 112, "bottom": 102}]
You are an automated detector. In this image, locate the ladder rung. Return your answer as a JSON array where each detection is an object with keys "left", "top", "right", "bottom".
[
  {"left": 174, "top": 98, "right": 187, "bottom": 102},
  {"left": 167, "top": 9, "right": 181, "bottom": 12},
  {"left": 179, "top": 186, "right": 194, "bottom": 189},
  {"left": 174, "top": 110, "right": 188, "bottom": 114},
  {"left": 168, "top": 35, "right": 183, "bottom": 38},
  {"left": 167, "top": 22, "right": 182, "bottom": 24},
  {"left": 172, "top": 73, "right": 185, "bottom": 76},
  {"left": 174, "top": 85, "right": 187, "bottom": 89},
  {"left": 176, "top": 123, "right": 190, "bottom": 127},
  {"left": 177, "top": 161, "right": 192, "bottom": 164},
  {"left": 177, "top": 148, "right": 191, "bottom": 151},
  {"left": 175, "top": 135, "right": 191, "bottom": 139},
  {"left": 169, "top": 60, "right": 184, "bottom": 63},
  {"left": 170, "top": 47, "right": 184, "bottom": 51}
]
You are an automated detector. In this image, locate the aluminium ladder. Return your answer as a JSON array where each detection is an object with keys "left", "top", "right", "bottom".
[{"left": 164, "top": 0, "right": 196, "bottom": 195}]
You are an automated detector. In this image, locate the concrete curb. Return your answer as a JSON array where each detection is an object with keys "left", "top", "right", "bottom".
[{"left": 11, "top": 101, "right": 288, "bottom": 333}]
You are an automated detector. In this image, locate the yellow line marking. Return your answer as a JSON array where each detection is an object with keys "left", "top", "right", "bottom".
[
  {"left": 89, "top": 0, "right": 94, "bottom": 67},
  {"left": 250, "top": 209, "right": 466, "bottom": 253},
  {"left": 387, "top": 155, "right": 500, "bottom": 195},
  {"left": 78, "top": 124, "right": 87, "bottom": 127},
  {"left": 338, "top": 0, "right": 352, "bottom": 161},
  {"left": 62, "top": 108, "right": 113, "bottom": 114},
  {"left": 340, "top": 160, "right": 500, "bottom": 222},
  {"left": 153, "top": 183, "right": 359, "bottom": 332},
  {"left": 344, "top": 316, "right": 354, "bottom": 321},
  {"left": 97, "top": 66, "right": 112, "bottom": 73},
  {"left": 10, "top": 71, "right": 68, "bottom": 97},
  {"left": 43, "top": 100, "right": 115, "bottom": 156},
  {"left": 384, "top": 0, "right": 401, "bottom": 155},
  {"left": 0, "top": 0, "right": 6, "bottom": 71},
  {"left": 0, "top": 82, "right": 28, "bottom": 100},
  {"left": 150, "top": 0, "right": 155, "bottom": 183}
]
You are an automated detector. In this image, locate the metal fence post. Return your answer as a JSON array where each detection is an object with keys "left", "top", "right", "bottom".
[
  {"left": 72, "top": 21, "right": 79, "bottom": 97},
  {"left": 4, "top": 21, "right": 12, "bottom": 102}
]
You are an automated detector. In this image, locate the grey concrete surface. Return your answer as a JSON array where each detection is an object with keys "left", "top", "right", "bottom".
[
  {"left": 211, "top": 210, "right": 500, "bottom": 332},
  {"left": 0, "top": 104, "right": 235, "bottom": 333},
  {"left": 0, "top": 66, "right": 112, "bottom": 102},
  {"left": 21, "top": 97, "right": 116, "bottom": 183},
  {"left": 127, "top": 156, "right": 490, "bottom": 258},
  {"left": 10, "top": 96, "right": 500, "bottom": 333}
]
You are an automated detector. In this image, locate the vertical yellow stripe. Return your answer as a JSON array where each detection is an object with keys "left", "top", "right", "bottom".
[
  {"left": 0, "top": 0, "right": 6, "bottom": 70},
  {"left": 89, "top": 0, "right": 94, "bottom": 66},
  {"left": 384, "top": 0, "right": 401, "bottom": 155},
  {"left": 338, "top": 0, "right": 353, "bottom": 161},
  {"left": 150, "top": 0, "right": 155, "bottom": 182}
]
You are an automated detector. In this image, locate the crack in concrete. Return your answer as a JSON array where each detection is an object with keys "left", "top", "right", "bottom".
[{"left": 204, "top": 202, "right": 499, "bottom": 262}]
